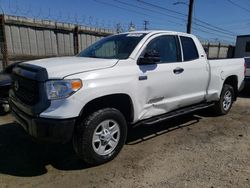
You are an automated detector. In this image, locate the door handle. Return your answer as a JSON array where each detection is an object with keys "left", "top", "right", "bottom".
[
  {"left": 173, "top": 67, "right": 184, "bottom": 74},
  {"left": 139, "top": 75, "right": 148, "bottom": 80}
]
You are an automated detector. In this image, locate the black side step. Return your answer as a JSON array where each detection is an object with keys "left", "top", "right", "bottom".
[{"left": 134, "top": 102, "right": 214, "bottom": 127}]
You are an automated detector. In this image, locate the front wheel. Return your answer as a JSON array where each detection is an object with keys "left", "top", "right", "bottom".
[
  {"left": 0, "top": 103, "right": 9, "bottom": 116},
  {"left": 0, "top": 105, "right": 4, "bottom": 115},
  {"left": 73, "top": 108, "right": 127, "bottom": 165},
  {"left": 213, "top": 84, "right": 234, "bottom": 115}
]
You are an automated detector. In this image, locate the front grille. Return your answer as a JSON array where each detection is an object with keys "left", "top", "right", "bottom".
[
  {"left": 10, "top": 63, "right": 50, "bottom": 116},
  {"left": 0, "top": 85, "right": 11, "bottom": 98},
  {"left": 12, "top": 73, "right": 39, "bottom": 105}
]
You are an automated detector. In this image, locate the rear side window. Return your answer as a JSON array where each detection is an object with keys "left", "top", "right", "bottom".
[{"left": 180, "top": 36, "right": 199, "bottom": 61}]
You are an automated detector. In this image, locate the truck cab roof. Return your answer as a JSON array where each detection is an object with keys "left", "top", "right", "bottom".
[{"left": 121, "top": 30, "right": 195, "bottom": 38}]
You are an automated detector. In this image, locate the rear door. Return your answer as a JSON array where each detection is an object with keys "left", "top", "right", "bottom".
[{"left": 176, "top": 35, "right": 209, "bottom": 106}]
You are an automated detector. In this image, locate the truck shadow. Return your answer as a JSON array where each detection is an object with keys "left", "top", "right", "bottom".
[
  {"left": 127, "top": 114, "right": 201, "bottom": 145},
  {"left": 0, "top": 113, "right": 204, "bottom": 177},
  {"left": 239, "top": 88, "right": 250, "bottom": 98},
  {"left": 0, "top": 123, "right": 88, "bottom": 177}
]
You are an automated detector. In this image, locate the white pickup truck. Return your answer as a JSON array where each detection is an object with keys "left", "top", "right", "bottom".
[{"left": 10, "top": 31, "right": 245, "bottom": 165}]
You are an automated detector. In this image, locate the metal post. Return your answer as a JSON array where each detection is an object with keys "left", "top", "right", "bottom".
[
  {"left": 0, "top": 14, "right": 8, "bottom": 69},
  {"left": 187, "top": 0, "right": 194, "bottom": 34},
  {"left": 217, "top": 42, "right": 221, "bottom": 59},
  {"left": 73, "top": 26, "right": 79, "bottom": 55},
  {"left": 143, "top": 20, "right": 149, "bottom": 31},
  {"left": 207, "top": 42, "right": 210, "bottom": 59}
]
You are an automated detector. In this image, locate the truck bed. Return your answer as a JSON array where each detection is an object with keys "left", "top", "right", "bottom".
[{"left": 206, "top": 58, "right": 245, "bottom": 101}]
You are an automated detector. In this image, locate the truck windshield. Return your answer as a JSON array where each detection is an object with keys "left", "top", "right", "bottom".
[{"left": 78, "top": 33, "right": 146, "bottom": 59}]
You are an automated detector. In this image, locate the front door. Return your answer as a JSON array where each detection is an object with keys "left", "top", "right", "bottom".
[{"left": 137, "top": 34, "right": 209, "bottom": 120}]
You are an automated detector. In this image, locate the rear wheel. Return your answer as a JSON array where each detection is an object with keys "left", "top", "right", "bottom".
[
  {"left": 73, "top": 108, "right": 127, "bottom": 165},
  {"left": 214, "top": 84, "right": 234, "bottom": 115}
]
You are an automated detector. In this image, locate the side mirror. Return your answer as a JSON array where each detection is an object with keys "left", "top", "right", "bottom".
[{"left": 137, "top": 50, "right": 160, "bottom": 65}]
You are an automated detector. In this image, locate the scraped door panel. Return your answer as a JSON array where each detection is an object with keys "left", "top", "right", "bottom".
[
  {"left": 138, "top": 62, "right": 187, "bottom": 120},
  {"left": 137, "top": 35, "right": 209, "bottom": 120}
]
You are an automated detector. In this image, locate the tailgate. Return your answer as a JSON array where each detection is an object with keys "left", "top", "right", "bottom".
[{"left": 245, "top": 58, "right": 250, "bottom": 77}]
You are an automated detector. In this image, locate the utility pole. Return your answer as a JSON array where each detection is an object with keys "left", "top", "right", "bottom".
[
  {"left": 143, "top": 20, "right": 149, "bottom": 30},
  {"left": 116, "top": 23, "right": 123, "bottom": 33},
  {"left": 129, "top": 21, "right": 136, "bottom": 32},
  {"left": 187, "top": 0, "right": 194, "bottom": 34}
]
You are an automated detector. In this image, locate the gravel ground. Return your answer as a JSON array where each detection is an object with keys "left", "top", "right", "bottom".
[{"left": 0, "top": 92, "right": 250, "bottom": 188}]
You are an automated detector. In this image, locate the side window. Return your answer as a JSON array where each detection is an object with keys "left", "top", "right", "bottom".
[
  {"left": 144, "top": 35, "right": 180, "bottom": 63},
  {"left": 180, "top": 36, "right": 199, "bottom": 61}
]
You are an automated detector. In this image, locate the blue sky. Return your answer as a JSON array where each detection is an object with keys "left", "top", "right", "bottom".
[{"left": 1, "top": 0, "right": 250, "bottom": 44}]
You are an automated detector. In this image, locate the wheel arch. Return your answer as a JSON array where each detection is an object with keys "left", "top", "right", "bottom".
[
  {"left": 79, "top": 93, "right": 134, "bottom": 123},
  {"left": 223, "top": 75, "right": 238, "bottom": 101}
]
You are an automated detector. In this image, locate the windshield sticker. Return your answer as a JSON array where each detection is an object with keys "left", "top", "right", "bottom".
[{"left": 126, "top": 33, "right": 144, "bottom": 37}]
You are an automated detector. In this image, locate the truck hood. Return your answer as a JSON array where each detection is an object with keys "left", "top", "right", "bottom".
[{"left": 25, "top": 57, "right": 118, "bottom": 78}]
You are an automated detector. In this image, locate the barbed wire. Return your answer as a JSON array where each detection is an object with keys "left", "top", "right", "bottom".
[
  {"left": 2, "top": 0, "right": 234, "bottom": 44},
  {"left": 4, "top": 0, "right": 126, "bottom": 32}
]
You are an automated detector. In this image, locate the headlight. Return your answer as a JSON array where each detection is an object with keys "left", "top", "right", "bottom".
[{"left": 46, "top": 79, "right": 82, "bottom": 100}]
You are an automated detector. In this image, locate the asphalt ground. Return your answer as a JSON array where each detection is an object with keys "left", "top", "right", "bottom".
[{"left": 0, "top": 90, "right": 250, "bottom": 188}]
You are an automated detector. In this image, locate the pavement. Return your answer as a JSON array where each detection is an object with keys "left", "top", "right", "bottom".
[{"left": 0, "top": 92, "right": 250, "bottom": 188}]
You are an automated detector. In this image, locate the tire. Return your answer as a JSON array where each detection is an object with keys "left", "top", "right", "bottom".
[
  {"left": 213, "top": 84, "right": 234, "bottom": 115},
  {"left": 73, "top": 108, "right": 127, "bottom": 165},
  {"left": 0, "top": 104, "right": 7, "bottom": 116},
  {"left": 0, "top": 106, "right": 4, "bottom": 115}
]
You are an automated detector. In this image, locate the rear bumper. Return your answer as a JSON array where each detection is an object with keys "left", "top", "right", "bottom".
[{"left": 10, "top": 101, "right": 75, "bottom": 143}]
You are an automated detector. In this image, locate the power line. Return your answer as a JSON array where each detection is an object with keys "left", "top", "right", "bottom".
[
  {"left": 217, "top": 19, "right": 250, "bottom": 26},
  {"left": 137, "top": 0, "right": 187, "bottom": 17},
  {"left": 95, "top": 0, "right": 186, "bottom": 32},
  {"left": 192, "top": 26, "right": 235, "bottom": 40},
  {"left": 94, "top": 0, "right": 185, "bottom": 27},
  {"left": 137, "top": 0, "right": 237, "bottom": 36},
  {"left": 193, "top": 22, "right": 236, "bottom": 37},
  {"left": 226, "top": 0, "right": 250, "bottom": 13},
  {"left": 94, "top": 0, "right": 183, "bottom": 30},
  {"left": 94, "top": 0, "right": 150, "bottom": 17},
  {"left": 95, "top": 0, "right": 237, "bottom": 40},
  {"left": 240, "top": 0, "right": 250, "bottom": 7},
  {"left": 117, "top": 0, "right": 236, "bottom": 37},
  {"left": 195, "top": 34, "right": 233, "bottom": 44},
  {"left": 114, "top": 0, "right": 186, "bottom": 24}
]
